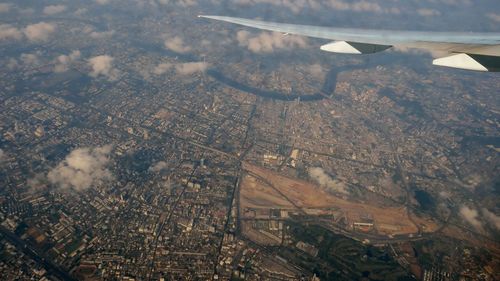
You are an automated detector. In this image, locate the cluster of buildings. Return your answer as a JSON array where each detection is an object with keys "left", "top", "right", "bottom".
[{"left": 0, "top": 2, "right": 498, "bottom": 280}]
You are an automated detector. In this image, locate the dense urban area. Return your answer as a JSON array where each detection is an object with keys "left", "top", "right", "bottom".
[{"left": 0, "top": 0, "right": 499, "bottom": 280}]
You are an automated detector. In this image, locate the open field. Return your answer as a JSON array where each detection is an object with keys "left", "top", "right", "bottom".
[{"left": 240, "top": 163, "right": 438, "bottom": 236}]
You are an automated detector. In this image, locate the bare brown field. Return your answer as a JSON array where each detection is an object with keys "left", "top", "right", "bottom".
[
  {"left": 241, "top": 163, "right": 438, "bottom": 236},
  {"left": 240, "top": 174, "right": 294, "bottom": 210},
  {"left": 240, "top": 221, "right": 282, "bottom": 246}
]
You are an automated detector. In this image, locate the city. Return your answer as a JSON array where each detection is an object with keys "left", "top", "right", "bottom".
[{"left": 0, "top": 0, "right": 499, "bottom": 280}]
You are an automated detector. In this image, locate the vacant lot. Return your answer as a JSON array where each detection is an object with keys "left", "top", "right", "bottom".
[{"left": 241, "top": 163, "right": 438, "bottom": 236}]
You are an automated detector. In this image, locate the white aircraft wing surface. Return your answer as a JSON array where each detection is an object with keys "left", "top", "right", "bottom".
[{"left": 199, "top": 15, "right": 500, "bottom": 72}]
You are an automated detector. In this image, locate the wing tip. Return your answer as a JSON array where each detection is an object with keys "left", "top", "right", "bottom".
[
  {"left": 198, "top": 15, "right": 240, "bottom": 22},
  {"left": 198, "top": 15, "right": 219, "bottom": 20}
]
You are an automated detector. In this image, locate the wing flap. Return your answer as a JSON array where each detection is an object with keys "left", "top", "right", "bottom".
[
  {"left": 433, "top": 54, "right": 500, "bottom": 72},
  {"left": 433, "top": 54, "right": 489, "bottom": 71},
  {"left": 321, "top": 41, "right": 392, "bottom": 54}
]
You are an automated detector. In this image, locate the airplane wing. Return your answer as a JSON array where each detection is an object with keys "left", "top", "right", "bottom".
[{"left": 199, "top": 15, "right": 500, "bottom": 72}]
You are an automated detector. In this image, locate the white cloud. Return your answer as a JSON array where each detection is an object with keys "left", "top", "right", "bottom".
[
  {"left": 181, "top": 0, "right": 197, "bottom": 6},
  {"left": 0, "top": 3, "right": 12, "bottom": 13},
  {"left": 82, "top": 27, "right": 115, "bottom": 39},
  {"left": 74, "top": 8, "right": 88, "bottom": 16},
  {"left": 175, "top": 62, "right": 209, "bottom": 75},
  {"left": 234, "top": 0, "right": 320, "bottom": 14},
  {"left": 47, "top": 146, "right": 114, "bottom": 191},
  {"left": 481, "top": 208, "right": 500, "bottom": 230},
  {"left": 307, "top": 63, "right": 325, "bottom": 79},
  {"left": 7, "top": 58, "right": 19, "bottom": 70},
  {"left": 391, "top": 45, "right": 448, "bottom": 59},
  {"left": 170, "top": 0, "right": 197, "bottom": 7},
  {"left": 23, "top": 22, "right": 56, "bottom": 42},
  {"left": 149, "top": 161, "right": 168, "bottom": 172},
  {"left": 54, "top": 50, "right": 81, "bottom": 73},
  {"left": 459, "top": 205, "right": 483, "bottom": 230},
  {"left": 351, "top": 1, "right": 383, "bottom": 13},
  {"left": 1, "top": 22, "right": 57, "bottom": 42},
  {"left": 95, "top": 0, "right": 111, "bottom": 4},
  {"left": 438, "top": 191, "right": 451, "bottom": 198},
  {"left": 28, "top": 173, "right": 47, "bottom": 191},
  {"left": 417, "top": 8, "right": 441, "bottom": 17},
  {"left": 20, "top": 8, "right": 35, "bottom": 15},
  {"left": 487, "top": 13, "right": 500, "bottom": 23},
  {"left": 153, "top": 63, "right": 172, "bottom": 75},
  {"left": 7, "top": 52, "right": 43, "bottom": 69},
  {"left": 164, "top": 36, "right": 192, "bottom": 53},
  {"left": 88, "top": 55, "right": 120, "bottom": 81},
  {"left": 236, "top": 30, "right": 308, "bottom": 53},
  {"left": 0, "top": 24, "right": 23, "bottom": 41},
  {"left": 429, "top": 0, "right": 471, "bottom": 6},
  {"left": 326, "top": 0, "right": 400, "bottom": 14},
  {"left": 43, "top": 5, "right": 66, "bottom": 15},
  {"left": 89, "top": 30, "right": 115, "bottom": 39},
  {"left": 152, "top": 62, "right": 209, "bottom": 76},
  {"left": 308, "top": 167, "right": 348, "bottom": 195},
  {"left": 20, "top": 53, "right": 40, "bottom": 66}
]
